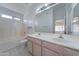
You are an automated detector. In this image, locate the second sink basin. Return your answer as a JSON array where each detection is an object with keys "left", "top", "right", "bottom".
[{"left": 53, "top": 37, "right": 70, "bottom": 43}]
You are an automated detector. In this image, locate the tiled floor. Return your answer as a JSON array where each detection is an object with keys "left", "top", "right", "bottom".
[{"left": 0, "top": 40, "right": 31, "bottom": 56}]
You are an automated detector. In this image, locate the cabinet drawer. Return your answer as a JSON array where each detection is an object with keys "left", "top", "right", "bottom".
[
  {"left": 33, "top": 38, "right": 41, "bottom": 45},
  {"left": 42, "top": 47, "right": 59, "bottom": 56},
  {"left": 27, "top": 36, "right": 41, "bottom": 45},
  {"left": 42, "top": 41, "right": 63, "bottom": 55},
  {"left": 62, "top": 47, "right": 79, "bottom": 56}
]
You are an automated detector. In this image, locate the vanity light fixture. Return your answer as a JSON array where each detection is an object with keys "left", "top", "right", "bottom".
[
  {"left": 45, "top": 4, "right": 48, "bottom": 6},
  {"left": 45, "top": 3, "right": 49, "bottom": 6},
  {"left": 36, "top": 3, "right": 59, "bottom": 14},
  {"left": 36, "top": 8, "right": 40, "bottom": 11},
  {"left": 14, "top": 17, "right": 20, "bottom": 21},
  {"left": 1, "top": 14, "right": 12, "bottom": 19}
]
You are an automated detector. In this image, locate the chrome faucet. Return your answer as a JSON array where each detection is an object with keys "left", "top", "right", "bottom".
[
  {"left": 38, "top": 33, "right": 41, "bottom": 35},
  {"left": 59, "top": 33, "right": 64, "bottom": 39}
]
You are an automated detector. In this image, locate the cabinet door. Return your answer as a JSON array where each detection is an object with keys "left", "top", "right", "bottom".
[
  {"left": 42, "top": 41, "right": 63, "bottom": 55},
  {"left": 62, "top": 47, "right": 79, "bottom": 56},
  {"left": 42, "top": 47, "right": 59, "bottom": 56},
  {"left": 27, "top": 41, "right": 33, "bottom": 54},
  {"left": 33, "top": 43, "right": 41, "bottom": 56}
]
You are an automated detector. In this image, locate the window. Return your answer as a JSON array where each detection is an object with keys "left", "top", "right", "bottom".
[
  {"left": 55, "top": 25, "right": 64, "bottom": 32},
  {"left": 1, "top": 14, "right": 12, "bottom": 19},
  {"left": 55, "top": 20, "right": 65, "bottom": 33}
]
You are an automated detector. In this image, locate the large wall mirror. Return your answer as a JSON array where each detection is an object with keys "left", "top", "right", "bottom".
[
  {"left": 34, "top": 8, "right": 53, "bottom": 33},
  {"left": 53, "top": 4, "right": 66, "bottom": 34},
  {"left": 34, "top": 3, "right": 79, "bottom": 34},
  {"left": 72, "top": 4, "right": 79, "bottom": 35}
]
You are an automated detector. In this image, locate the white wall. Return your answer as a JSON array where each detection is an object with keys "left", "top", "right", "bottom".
[{"left": 0, "top": 3, "right": 26, "bottom": 15}]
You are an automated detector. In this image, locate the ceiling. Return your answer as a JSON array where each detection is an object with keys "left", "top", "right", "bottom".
[{"left": 0, "top": 3, "right": 45, "bottom": 20}]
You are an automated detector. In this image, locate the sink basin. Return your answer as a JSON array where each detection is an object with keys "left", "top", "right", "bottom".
[
  {"left": 53, "top": 37, "right": 79, "bottom": 45},
  {"left": 53, "top": 37, "right": 70, "bottom": 43}
]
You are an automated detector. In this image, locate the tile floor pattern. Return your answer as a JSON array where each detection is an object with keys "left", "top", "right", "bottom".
[{"left": 0, "top": 41, "right": 31, "bottom": 56}]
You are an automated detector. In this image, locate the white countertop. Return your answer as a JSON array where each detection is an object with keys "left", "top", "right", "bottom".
[{"left": 27, "top": 32, "right": 79, "bottom": 51}]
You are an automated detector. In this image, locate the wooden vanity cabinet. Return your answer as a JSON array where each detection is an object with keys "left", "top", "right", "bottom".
[
  {"left": 42, "top": 41, "right": 79, "bottom": 56},
  {"left": 27, "top": 40, "right": 33, "bottom": 54},
  {"left": 32, "top": 37, "right": 42, "bottom": 56},
  {"left": 33, "top": 43, "right": 41, "bottom": 56},
  {"left": 42, "top": 47, "right": 59, "bottom": 56},
  {"left": 27, "top": 36, "right": 42, "bottom": 56},
  {"left": 42, "top": 41, "right": 63, "bottom": 56},
  {"left": 62, "top": 47, "right": 79, "bottom": 56},
  {"left": 27, "top": 36, "right": 79, "bottom": 56}
]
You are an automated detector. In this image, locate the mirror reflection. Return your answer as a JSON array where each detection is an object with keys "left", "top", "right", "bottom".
[
  {"left": 72, "top": 4, "right": 79, "bottom": 35},
  {"left": 53, "top": 4, "right": 65, "bottom": 34},
  {"left": 34, "top": 3, "right": 79, "bottom": 36}
]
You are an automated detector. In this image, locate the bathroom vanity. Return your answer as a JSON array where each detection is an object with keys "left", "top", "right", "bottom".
[{"left": 26, "top": 33, "right": 79, "bottom": 56}]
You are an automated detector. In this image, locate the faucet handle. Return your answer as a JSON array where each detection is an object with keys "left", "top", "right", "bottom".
[{"left": 59, "top": 34, "right": 64, "bottom": 39}]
